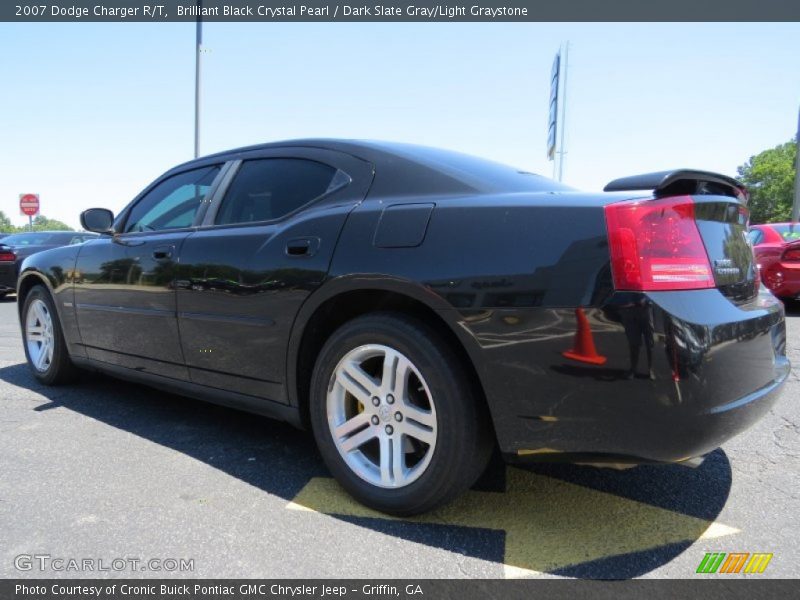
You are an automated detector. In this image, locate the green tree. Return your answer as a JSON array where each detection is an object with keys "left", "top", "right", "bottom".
[
  {"left": 0, "top": 212, "right": 73, "bottom": 233},
  {"left": 0, "top": 210, "right": 13, "bottom": 233},
  {"left": 29, "top": 215, "right": 73, "bottom": 232},
  {"left": 737, "top": 138, "right": 797, "bottom": 224}
]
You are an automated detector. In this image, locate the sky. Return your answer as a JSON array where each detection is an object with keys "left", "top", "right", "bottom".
[{"left": 1, "top": 22, "right": 799, "bottom": 229}]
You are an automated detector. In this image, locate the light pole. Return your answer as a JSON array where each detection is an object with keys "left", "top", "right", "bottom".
[
  {"left": 194, "top": 0, "right": 202, "bottom": 159},
  {"left": 793, "top": 105, "right": 800, "bottom": 223}
]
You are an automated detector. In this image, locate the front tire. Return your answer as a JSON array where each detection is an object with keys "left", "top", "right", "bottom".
[
  {"left": 309, "top": 312, "right": 492, "bottom": 516},
  {"left": 22, "top": 286, "right": 79, "bottom": 385}
]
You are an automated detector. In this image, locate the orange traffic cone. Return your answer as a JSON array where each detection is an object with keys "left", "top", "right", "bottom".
[{"left": 562, "top": 307, "right": 607, "bottom": 365}]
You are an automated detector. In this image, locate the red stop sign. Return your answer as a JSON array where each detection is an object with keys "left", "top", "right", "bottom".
[{"left": 20, "top": 193, "right": 40, "bottom": 217}]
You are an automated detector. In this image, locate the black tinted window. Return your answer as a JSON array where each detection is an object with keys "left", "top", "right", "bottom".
[
  {"left": 378, "top": 143, "right": 573, "bottom": 193},
  {"left": 0, "top": 233, "right": 54, "bottom": 246},
  {"left": 125, "top": 166, "right": 220, "bottom": 233},
  {"left": 216, "top": 159, "right": 340, "bottom": 225}
]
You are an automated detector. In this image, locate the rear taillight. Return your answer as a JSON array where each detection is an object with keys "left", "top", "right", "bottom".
[
  {"left": 604, "top": 195, "right": 714, "bottom": 291},
  {"left": 782, "top": 247, "right": 800, "bottom": 262},
  {"left": 0, "top": 251, "right": 15, "bottom": 262}
]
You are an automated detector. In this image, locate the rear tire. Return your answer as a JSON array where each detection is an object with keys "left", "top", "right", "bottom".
[
  {"left": 309, "top": 311, "right": 493, "bottom": 516},
  {"left": 22, "top": 286, "right": 79, "bottom": 385}
]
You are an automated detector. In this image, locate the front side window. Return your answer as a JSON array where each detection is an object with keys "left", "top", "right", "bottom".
[
  {"left": 68, "top": 235, "right": 95, "bottom": 245},
  {"left": 125, "top": 165, "right": 221, "bottom": 233},
  {"left": 215, "top": 159, "right": 343, "bottom": 225},
  {"left": 747, "top": 229, "right": 764, "bottom": 246}
]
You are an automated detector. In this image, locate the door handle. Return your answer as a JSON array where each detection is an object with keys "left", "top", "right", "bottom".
[
  {"left": 285, "top": 237, "right": 320, "bottom": 257},
  {"left": 152, "top": 246, "right": 173, "bottom": 261},
  {"left": 113, "top": 236, "right": 145, "bottom": 247}
]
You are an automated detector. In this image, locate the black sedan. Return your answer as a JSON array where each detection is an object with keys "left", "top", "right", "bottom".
[
  {"left": 0, "top": 231, "right": 98, "bottom": 299},
  {"left": 16, "top": 140, "right": 789, "bottom": 515}
]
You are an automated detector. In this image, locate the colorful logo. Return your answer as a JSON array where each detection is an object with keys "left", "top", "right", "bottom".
[{"left": 696, "top": 552, "right": 773, "bottom": 574}]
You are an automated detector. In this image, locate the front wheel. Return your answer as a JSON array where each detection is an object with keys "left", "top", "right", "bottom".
[
  {"left": 22, "top": 286, "right": 79, "bottom": 385},
  {"left": 309, "top": 312, "right": 492, "bottom": 516}
]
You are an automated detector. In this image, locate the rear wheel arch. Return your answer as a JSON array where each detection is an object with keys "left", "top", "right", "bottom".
[
  {"left": 307, "top": 310, "right": 493, "bottom": 514},
  {"left": 289, "top": 282, "right": 492, "bottom": 435}
]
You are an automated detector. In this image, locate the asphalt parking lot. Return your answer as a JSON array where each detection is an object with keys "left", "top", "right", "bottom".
[{"left": 0, "top": 295, "right": 798, "bottom": 579}]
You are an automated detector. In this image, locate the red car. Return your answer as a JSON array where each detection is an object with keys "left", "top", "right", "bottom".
[{"left": 749, "top": 222, "right": 800, "bottom": 301}]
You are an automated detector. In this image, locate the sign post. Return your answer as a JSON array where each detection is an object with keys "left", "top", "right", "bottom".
[
  {"left": 19, "top": 193, "right": 40, "bottom": 231},
  {"left": 547, "top": 51, "right": 560, "bottom": 166},
  {"left": 547, "top": 43, "right": 569, "bottom": 182}
]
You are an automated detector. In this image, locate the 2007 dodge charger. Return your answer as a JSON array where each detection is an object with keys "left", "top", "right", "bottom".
[{"left": 17, "top": 140, "right": 789, "bottom": 515}]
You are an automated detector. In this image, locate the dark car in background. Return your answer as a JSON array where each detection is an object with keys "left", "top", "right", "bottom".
[
  {"left": 15, "top": 140, "right": 789, "bottom": 515},
  {"left": 0, "top": 231, "right": 98, "bottom": 299},
  {"left": 749, "top": 223, "right": 800, "bottom": 301}
]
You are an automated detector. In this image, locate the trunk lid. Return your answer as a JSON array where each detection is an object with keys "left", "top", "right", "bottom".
[{"left": 692, "top": 197, "right": 758, "bottom": 302}]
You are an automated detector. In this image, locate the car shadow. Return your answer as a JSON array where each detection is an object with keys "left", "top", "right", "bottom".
[
  {"left": 0, "top": 362, "right": 733, "bottom": 579},
  {"left": 0, "top": 294, "right": 16, "bottom": 303}
]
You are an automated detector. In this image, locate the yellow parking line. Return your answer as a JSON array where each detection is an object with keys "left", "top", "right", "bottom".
[{"left": 287, "top": 466, "right": 739, "bottom": 577}]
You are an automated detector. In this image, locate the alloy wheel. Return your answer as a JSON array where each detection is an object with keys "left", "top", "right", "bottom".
[
  {"left": 326, "top": 344, "right": 438, "bottom": 488},
  {"left": 26, "top": 298, "right": 55, "bottom": 373}
]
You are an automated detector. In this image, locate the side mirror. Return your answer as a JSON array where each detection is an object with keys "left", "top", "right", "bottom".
[{"left": 80, "top": 208, "right": 115, "bottom": 234}]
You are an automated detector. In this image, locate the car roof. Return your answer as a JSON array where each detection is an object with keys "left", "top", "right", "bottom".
[
  {"left": 174, "top": 139, "right": 572, "bottom": 197},
  {"left": 198, "top": 138, "right": 491, "bottom": 165}
]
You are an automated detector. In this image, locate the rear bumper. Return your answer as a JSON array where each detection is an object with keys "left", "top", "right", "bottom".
[
  {"left": 760, "top": 261, "right": 800, "bottom": 299},
  {"left": 0, "top": 262, "right": 17, "bottom": 292},
  {"left": 458, "top": 288, "right": 789, "bottom": 462}
]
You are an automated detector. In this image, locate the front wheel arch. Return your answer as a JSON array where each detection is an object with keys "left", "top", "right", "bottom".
[
  {"left": 16, "top": 272, "right": 53, "bottom": 319},
  {"left": 20, "top": 283, "right": 79, "bottom": 385}
]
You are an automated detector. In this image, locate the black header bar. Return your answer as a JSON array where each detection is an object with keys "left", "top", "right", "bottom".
[
  {"left": 4, "top": 0, "right": 800, "bottom": 22},
  {"left": 3, "top": 579, "right": 800, "bottom": 600}
]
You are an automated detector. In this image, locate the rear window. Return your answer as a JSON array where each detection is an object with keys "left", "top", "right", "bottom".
[
  {"left": 381, "top": 143, "right": 573, "bottom": 193},
  {"left": 0, "top": 233, "right": 54, "bottom": 246},
  {"left": 770, "top": 225, "right": 800, "bottom": 242}
]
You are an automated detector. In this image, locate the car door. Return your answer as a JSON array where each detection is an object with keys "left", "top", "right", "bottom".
[
  {"left": 73, "top": 163, "right": 225, "bottom": 379},
  {"left": 176, "top": 148, "right": 373, "bottom": 402}
]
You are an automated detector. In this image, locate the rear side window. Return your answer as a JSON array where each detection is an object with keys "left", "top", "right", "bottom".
[
  {"left": 215, "top": 159, "right": 342, "bottom": 225},
  {"left": 125, "top": 165, "right": 221, "bottom": 233}
]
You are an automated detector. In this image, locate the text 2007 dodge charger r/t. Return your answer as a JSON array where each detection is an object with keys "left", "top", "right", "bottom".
[{"left": 17, "top": 140, "right": 789, "bottom": 515}]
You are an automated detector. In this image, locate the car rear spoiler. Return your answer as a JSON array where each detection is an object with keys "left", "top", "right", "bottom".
[{"left": 604, "top": 169, "right": 748, "bottom": 203}]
